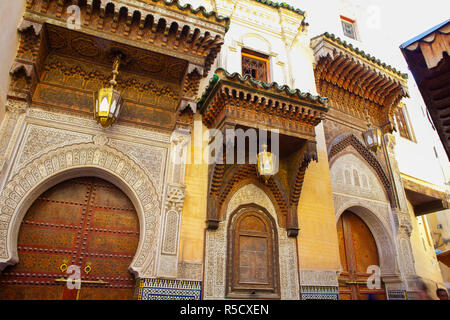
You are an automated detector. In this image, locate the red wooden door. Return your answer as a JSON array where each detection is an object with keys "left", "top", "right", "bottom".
[
  {"left": 0, "top": 177, "right": 139, "bottom": 300},
  {"left": 337, "top": 211, "right": 386, "bottom": 300}
]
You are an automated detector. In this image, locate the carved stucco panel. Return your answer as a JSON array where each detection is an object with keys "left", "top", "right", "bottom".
[
  {"left": 107, "top": 138, "right": 167, "bottom": 192},
  {"left": 331, "top": 151, "right": 388, "bottom": 202},
  {"left": 399, "top": 237, "right": 416, "bottom": 276},
  {"left": 330, "top": 150, "right": 400, "bottom": 275},
  {"left": 12, "top": 124, "right": 92, "bottom": 176},
  {"left": 178, "top": 262, "right": 203, "bottom": 281}
]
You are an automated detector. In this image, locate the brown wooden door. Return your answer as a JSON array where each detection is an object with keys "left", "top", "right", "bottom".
[
  {"left": 337, "top": 211, "right": 386, "bottom": 300},
  {"left": 227, "top": 210, "right": 280, "bottom": 298},
  {"left": 0, "top": 177, "right": 139, "bottom": 300}
]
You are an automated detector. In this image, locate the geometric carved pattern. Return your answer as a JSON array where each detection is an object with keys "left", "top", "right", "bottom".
[
  {"left": 162, "top": 210, "right": 180, "bottom": 255},
  {"left": 387, "top": 289, "right": 407, "bottom": 300},
  {"left": 299, "top": 269, "right": 339, "bottom": 300},
  {"left": 15, "top": 124, "right": 92, "bottom": 171},
  {"left": 300, "top": 286, "right": 339, "bottom": 300},
  {"left": 177, "top": 262, "right": 203, "bottom": 282},
  {"left": 107, "top": 138, "right": 167, "bottom": 193},
  {"left": 0, "top": 143, "right": 160, "bottom": 278}
]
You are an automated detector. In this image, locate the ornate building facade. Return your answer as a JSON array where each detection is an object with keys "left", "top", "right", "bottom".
[{"left": 0, "top": 0, "right": 447, "bottom": 300}]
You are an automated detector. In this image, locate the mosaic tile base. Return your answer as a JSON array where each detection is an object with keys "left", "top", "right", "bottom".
[
  {"left": 300, "top": 286, "right": 339, "bottom": 300},
  {"left": 138, "top": 278, "right": 202, "bottom": 300}
]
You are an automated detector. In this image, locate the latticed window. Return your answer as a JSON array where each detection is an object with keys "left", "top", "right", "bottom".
[
  {"left": 341, "top": 16, "right": 357, "bottom": 40},
  {"left": 394, "top": 104, "right": 415, "bottom": 141},
  {"left": 241, "top": 49, "right": 270, "bottom": 82}
]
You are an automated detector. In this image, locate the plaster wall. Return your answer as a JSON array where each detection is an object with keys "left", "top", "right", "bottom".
[{"left": 407, "top": 199, "right": 445, "bottom": 291}]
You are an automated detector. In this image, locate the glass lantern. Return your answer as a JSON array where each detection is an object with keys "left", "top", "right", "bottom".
[
  {"left": 257, "top": 144, "right": 277, "bottom": 182},
  {"left": 94, "top": 53, "right": 123, "bottom": 128},
  {"left": 94, "top": 87, "right": 123, "bottom": 128},
  {"left": 363, "top": 127, "right": 382, "bottom": 153}
]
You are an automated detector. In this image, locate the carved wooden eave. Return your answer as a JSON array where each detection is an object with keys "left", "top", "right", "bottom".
[
  {"left": 400, "top": 20, "right": 450, "bottom": 159},
  {"left": 24, "top": 0, "right": 229, "bottom": 75},
  {"left": 311, "top": 33, "right": 409, "bottom": 132},
  {"left": 199, "top": 68, "right": 329, "bottom": 237}
]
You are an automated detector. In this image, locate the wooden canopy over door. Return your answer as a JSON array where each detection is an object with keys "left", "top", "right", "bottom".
[
  {"left": 337, "top": 211, "right": 386, "bottom": 300},
  {"left": 0, "top": 177, "right": 139, "bottom": 300}
]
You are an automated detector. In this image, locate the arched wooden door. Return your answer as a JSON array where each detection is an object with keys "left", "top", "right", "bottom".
[
  {"left": 226, "top": 209, "right": 280, "bottom": 299},
  {"left": 337, "top": 211, "right": 386, "bottom": 300},
  {"left": 0, "top": 177, "right": 139, "bottom": 300}
]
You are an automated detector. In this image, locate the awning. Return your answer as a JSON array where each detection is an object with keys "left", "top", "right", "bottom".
[
  {"left": 402, "top": 174, "right": 449, "bottom": 216},
  {"left": 400, "top": 20, "right": 450, "bottom": 160}
]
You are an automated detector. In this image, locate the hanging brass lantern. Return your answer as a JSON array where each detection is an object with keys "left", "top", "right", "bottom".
[
  {"left": 359, "top": 83, "right": 382, "bottom": 152},
  {"left": 94, "top": 53, "right": 123, "bottom": 128},
  {"left": 257, "top": 144, "right": 276, "bottom": 183},
  {"left": 363, "top": 127, "right": 382, "bottom": 153}
]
